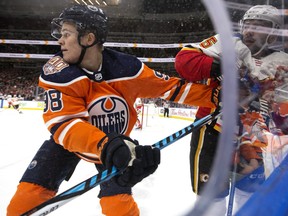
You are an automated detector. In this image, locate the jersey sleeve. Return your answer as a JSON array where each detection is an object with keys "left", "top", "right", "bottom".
[
  {"left": 109, "top": 63, "right": 217, "bottom": 109},
  {"left": 175, "top": 46, "right": 214, "bottom": 81},
  {"left": 175, "top": 34, "right": 224, "bottom": 82},
  {"left": 39, "top": 56, "right": 106, "bottom": 162}
]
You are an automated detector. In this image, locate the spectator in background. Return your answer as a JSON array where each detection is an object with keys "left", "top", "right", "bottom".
[{"left": 0, "top": 68, "right": 39, "bottom": 100}]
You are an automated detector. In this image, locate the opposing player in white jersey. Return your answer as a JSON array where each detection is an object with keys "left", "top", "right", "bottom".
[{"left": 175, "top": 4, "right": 288, "bottom": 215}]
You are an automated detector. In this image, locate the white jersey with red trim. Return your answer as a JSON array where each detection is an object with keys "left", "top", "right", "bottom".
[{"left": 190, "top": 34, "right": 288, "bottom": 82}]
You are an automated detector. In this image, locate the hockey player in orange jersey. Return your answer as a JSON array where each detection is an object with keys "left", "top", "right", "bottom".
[{"left": 7, "top": 5, "right": 220, "bottom": 216}]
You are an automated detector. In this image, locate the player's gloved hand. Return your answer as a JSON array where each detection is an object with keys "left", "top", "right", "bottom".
[
  {"left": 99, "top": 133, "right": 138, "bottom": 170},
  {"left": 98, "top": 133, "right": 160, "bottom": 187},
  {"left": 210, "top": 60, "right": 223, "bottom": 83},
  {"left": 117, "top": 145, "right": 160, "bottom": 187}
]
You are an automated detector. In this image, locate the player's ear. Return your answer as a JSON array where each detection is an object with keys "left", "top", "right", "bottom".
[
  {"left": 87, "top": 33, "right": 97, "bottom": 46},
  {"left": 267, "top": 35, "right": 277, "bottom": 45}
]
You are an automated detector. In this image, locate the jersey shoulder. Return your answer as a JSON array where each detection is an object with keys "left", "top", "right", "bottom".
[
  {"left": 262, "top": 50, "right": 288, "bottom": 65},
  {"left": 271, "top": 50, "right": 288, "bottom": 59},
  {"left": 188, "top": 34, "right": 222, "bottom": 59},
  {"left": 41, "top": 53, "right": 86, "bottom": 84},
  {"left": 101, "top": 48, "right": 143, "bottom": 81}
]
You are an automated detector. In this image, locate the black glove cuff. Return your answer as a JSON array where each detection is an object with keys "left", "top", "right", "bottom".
[
  {"left": 210, "top": 61, "right": 221, "bottom": 79},
  {"left": 98, "top": 133, "right": 138, "bottom": 167}
]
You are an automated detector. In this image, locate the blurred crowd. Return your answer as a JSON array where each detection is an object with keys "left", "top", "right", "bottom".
[
  {"left": 0, "top": 68, "right": 192, "bottom": 110},
  {"left": 0, "top": 68, "right": 42, "bottom": 101}
]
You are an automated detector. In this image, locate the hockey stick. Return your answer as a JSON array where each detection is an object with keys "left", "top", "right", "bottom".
[{"left": 22, "top": 110, "right": 221, "bottom": 216}]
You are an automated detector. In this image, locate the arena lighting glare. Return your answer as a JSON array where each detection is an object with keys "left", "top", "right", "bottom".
[
  {"left": 105, "top": 0, "right": 121, "bottom": 5},
  {"left": 186, "top": 0, "right": 237, "bottom": 215},
  {"left": 73, "top": 0, "right": 120, "bottom": 6},
  {"left": 88, "top": 0, "right": 94, "bottom": 5},
  {"left": 81, "top": 0, "right": 88, "bottom": 5}
]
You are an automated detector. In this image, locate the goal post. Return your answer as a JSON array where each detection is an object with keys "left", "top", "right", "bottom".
[{"left": 142, "top": 103, "right": 160, "bottom": 127}]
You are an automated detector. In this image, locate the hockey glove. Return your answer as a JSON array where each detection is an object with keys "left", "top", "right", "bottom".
[
  {"left": 98, "top": 133, "right": 161, "bottom": 187},
  {"left": 210, "top": 61, "right": 223, "bottom": 83},
  {"left": 117, "top": 145, "right": 160, "bottom": 187},
  {"left": 99, "top": 132, "right": 138, "bottom": 170}
]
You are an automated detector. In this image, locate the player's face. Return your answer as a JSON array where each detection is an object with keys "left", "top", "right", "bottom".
[
  {"left": 242, "top": 20, "right": 272, "bottom": 56},
  {"left": 58, "top": 22, "right": 82, "bottom": 64}
]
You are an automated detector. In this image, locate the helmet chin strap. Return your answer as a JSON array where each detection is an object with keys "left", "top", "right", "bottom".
[
  {"left": 75, "top": 35, "right": 98, "bottom": 65},
  {"left": 251, "top": 36, "right": 269, "bottom": 58},
  {"left": 252, "top": 26, "right": 276, "bottom": 58},
  {"left": 76, "top": 47, "right": 86, "bottom": 65}
]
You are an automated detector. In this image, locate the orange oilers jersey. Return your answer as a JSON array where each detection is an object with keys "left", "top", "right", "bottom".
[{"left": 39, "top": 48, "right": 216, "bottom": 163}]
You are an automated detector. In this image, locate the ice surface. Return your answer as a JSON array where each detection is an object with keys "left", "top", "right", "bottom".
[{"left": 0, "top": 109, "right": 196, "bottom": 216}]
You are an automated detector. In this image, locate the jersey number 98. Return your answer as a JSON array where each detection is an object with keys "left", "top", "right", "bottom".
[{"left": 43, "top": 90, "right": 63, "bottom": 113}]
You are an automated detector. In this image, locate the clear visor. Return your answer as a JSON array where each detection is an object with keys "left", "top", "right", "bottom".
[
  {"left": 240, "top": 19, "right": 274, "bottom": 35},
  {"left": 242, "top": 23, "right": 273, "bottom": 35},
  {"left": 51, "top": 18, "right": 62, "bottom": 40}
]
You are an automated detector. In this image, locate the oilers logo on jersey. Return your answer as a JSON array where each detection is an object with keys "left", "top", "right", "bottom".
[{"left": 88, "top": 95, "right": 129, "bottom": 134}]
